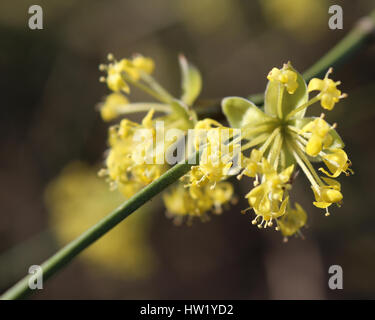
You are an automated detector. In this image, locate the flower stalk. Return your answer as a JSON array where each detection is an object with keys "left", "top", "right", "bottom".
[
  {"left": 1, "top": 9, "right": 374, "bottom": 300},
  {"left": 0, "top": 153, "right": 198, "bottom": 300}
]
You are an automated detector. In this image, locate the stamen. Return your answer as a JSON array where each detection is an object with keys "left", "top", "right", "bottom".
[
  {"left": 325, "top": 208, "right": 330, "bottom": 216},
  {"left": 254, "top": 174, "right": 259, "bottom": 186},
  {"left": 241, "top": 208, "right": 252, "bottom": 215},
  {"left": 340, "top": 93, "right": 348, "bottom": 99},
  {"left": 325, "top": 67, "right": 333, "bottom": 78}
]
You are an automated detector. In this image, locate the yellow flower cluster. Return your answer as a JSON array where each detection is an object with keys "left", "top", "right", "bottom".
[
  {"left": 163, "top": 181, "right": 233, "bottom": 225},
  {"left": 99, "top": 54, "right": 235, "bottom": 224},
  {"left": 99, "top": 109, "right": 167, "bottom": 196},
  {"left": 100, "top": 54, "right": 154, "bottom": 93},
  {"left": 246, "top": 160, "right": 294, "bottom": 228},
  {"left": 97, "top": 54, "right": 353, "bottom": 239},
  {"left": 97, "top": 54, "right": 161, "bottom": 123},
  {"left": 99, "top": 93, "right": 129, "bottom": 122},
  {"left": 267, "top": 65, "right": 298, "bottom": 94},
  {"left": 219, "top": 62, "right": 352, "bottom": 239},
  {"left": 308, "top": 68, "right": 345, "bottom": 110}
]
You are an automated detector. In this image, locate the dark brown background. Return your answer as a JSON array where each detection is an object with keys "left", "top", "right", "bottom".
[{"left": 0, "top": 0, "right": 374, "bottom": 299}]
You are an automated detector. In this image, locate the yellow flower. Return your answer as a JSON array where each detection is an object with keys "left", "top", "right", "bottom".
[
  {"left": 308, "top": 68, "right": 345, "bottom": 110},
  {"left": 189, "top": 122, "right": 238, "bottom": 186},
  {"left": 193, "top": 118, "right": 224, "bottom": 149},
  {"left": 222, "top": 61, "right": 352, "bottom": 232},
  {"left": 163, "top": 181, "right": 234, "bottom": 223},
  {"left": 102, "top": 109, "right": 167, "bottom": 195},
  {"left": 238, "top": 149, "right": 263, "bottom": 179},
  {"left": 300, "top": 116, "right": 333, "bottom": 157},
  {"left": 245, "top": 160, "right": 294, "bottom": 228},
  {"left": 100, "top": 93, "right": 129, "bottom": 122},
  {"left": 278, "top": 203, "right": 307, "bottom": 238},
  {"left": 209, "top": 182, "right": 234, "bottom": 214},
  {"left": 97, "top": 55, "right": 353, "bottom": 237},
  {"left": 312, "top": 177, "right": 343, "bottom": 211},
  {"left": 319, "top": 148, "right": 353, "bottom": 178},
  {"left": 132, "top": 55, "right": 155, "bottom": 75},
  {"left": 101, "top": 54, "right": 155, "bottom": 93},
  {"left": 106, "top": 59, "right": 131, "bottom": 93},
  {"left": 163, "top": 184, "right": 192, "bottom": 217},
  {"left": 267, "top": 64, "right": 298, "bottom": 94}
]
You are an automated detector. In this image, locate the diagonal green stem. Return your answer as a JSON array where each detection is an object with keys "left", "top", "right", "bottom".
[
  {"left": 247, "top": 9, "right": 375, "bottom": 105},
  {"left": 2, "top": 8, "right": 375, "bottom": 301},
  {"left": 0, "top": 154, "right": 198, "bottom": 300}
]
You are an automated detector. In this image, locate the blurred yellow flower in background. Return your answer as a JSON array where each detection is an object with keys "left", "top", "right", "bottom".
[
  {"left": 175, "top": 0, "right": 245, "bottom": 35},
  {"left": 45, "top": 162, "right": 157, "bottom": 280},
  {"left": 260, "top": 0, "right": 327, "bottom": 41}
]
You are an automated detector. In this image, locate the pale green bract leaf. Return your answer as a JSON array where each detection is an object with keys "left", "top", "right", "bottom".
[
  {"left": 264, "top": 63, "right": 308, "bottom": 119},
  {"left": 179, "top": 55, "right": 202, "bottom": 106},
  {"left": 221, "top": 96, "right": 270, "bottom": 129}
]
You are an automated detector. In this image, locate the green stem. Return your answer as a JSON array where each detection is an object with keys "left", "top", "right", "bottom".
[
  {"left": 302, "top": 10, "right": 375, "bottom": 81},
  {"left": 0, "top": 154, "right": 197, "bottom": 300},
  {"left": 2, "top": 8, "right": 375, "bottom": 301},
  {"left": 248, "top": 9, "right": 375, "bottom": 105}
]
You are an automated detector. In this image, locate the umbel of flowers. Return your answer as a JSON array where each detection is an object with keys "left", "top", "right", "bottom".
[{"left": 98, "top": 54, "right": 352, "bottom": 239}]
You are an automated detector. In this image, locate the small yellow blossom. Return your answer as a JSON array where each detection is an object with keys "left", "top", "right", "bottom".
[
  {"left": 100, "top": 93, "right": 129, "bottom": 122},
  {"left": 308, "top": 68, "right": 345, "bottom": 110},
  {"left": 245, "top": 159, "right": 294, "bottom": 228},
  {"left": 267, "top": 64, "right": 298, "bottom": 94},
  {"left": 101, "top": 54, "right": 155, "bottom": 93},
  {"left": 102, "top": 109, "right": 167, "bottom": 195},
  {"left": 163, "top": 181, "right": 234, "bottom": 223},
  {"left": 301, "top": 116, "right": 333, "bottom": 156},
  {"left": 189, "top": 121, "right": 238, "bottom": 186},
  {"left": 278, "top": 203, "right": 307, "bottom": 238},
  {"left": 132, "top": 55, "right": 155, "bottom": 75},
  {"left": 319, "top": 148, "right": 353, "bottom": 178},
  {"left": 312, "top": 177, "right": 343, "bottom": 211},
  {"left": 238, "top": 149, "right": 263, "bottom": 179},
  {"left": 193, "top": 118, "right": 224, "bottom": 149},
  {"left": 106, "top": 59, "right": 131, "bottom": 93},
  {"left": 209, "top": 182, "right": 234, "bottom": 214}
]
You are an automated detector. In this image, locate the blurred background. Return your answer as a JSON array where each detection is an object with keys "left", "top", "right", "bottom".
[{"left": 0, "top": 0, "right": 374, "bottom": 299}]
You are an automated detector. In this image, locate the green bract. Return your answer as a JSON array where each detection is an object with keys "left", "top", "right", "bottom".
[{"left": 265, "top": 62, "right": 308, "bottom": 119}]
